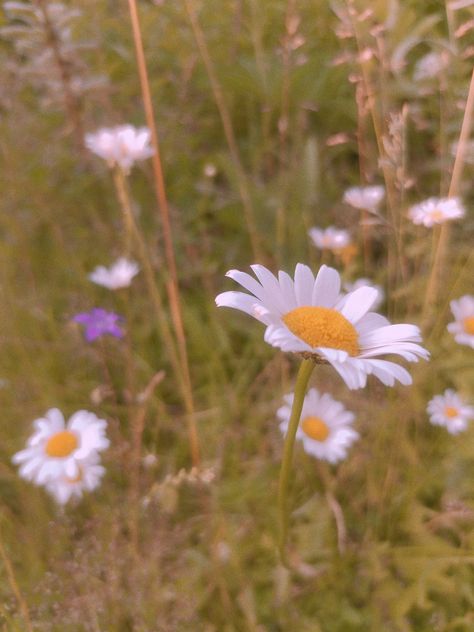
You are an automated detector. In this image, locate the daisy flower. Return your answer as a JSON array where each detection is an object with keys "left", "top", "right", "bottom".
[
  {"left": 216, "top": 264, "right": 429, "bottom": 389},
  {"left": 343, "top": 185, "right": 385, "bottom": 211},
  {"left": 308, "top": 226, "right": 351, "bottom": 251},
  {"left": 427, "top": 389, "right": 474, "bottom": 435},
  {"left": 344, "top": 278, "right": 384, "bottom": 310},
  {"left": 278, "top": 388, "right": 358, "bottom": 463},
  {"left": 414, "top": 51, "right": 449, "bottom": 82},
  {"left": 89, "top": 257, "right": 140, "bottom": 290},
  {"left": 12, "top": 408, "right": 109, "bottom": 485},
  {"left": 45, "top": 454, "right": 106, "bottom": 505},
  {"left": 447, "top": 295, "right": 474, "bottom": 348},
  {"left": 73, "top": 308, "right": 124, "bottom": 342},
  {"left": 408, "top": 197, "right": 465, "bottom": 227},
  {"left": 85, "top": 125, "right": 154, "bottom": 173}
]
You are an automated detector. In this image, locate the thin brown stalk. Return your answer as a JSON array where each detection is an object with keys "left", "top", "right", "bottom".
[
  {"left": 0, "top": 532, "right": 33, "bottom": 632},
  {"left": 423, "top": 67, "right": 474, "bottom": 324},
  {"left": 33, "top": 0, "right": 85, "bottom": 153},
  {"left": 127, "top": 0, "right": 200, "bottom": 466},
  {"left": 112, "top": 169, "right": 201, "bottom": 466},
  {"left": 183, "top": 0, "right": 263, "bottom": 261},
  {"left": 317, "top": 463, "right": 347, "bottom": 554}
]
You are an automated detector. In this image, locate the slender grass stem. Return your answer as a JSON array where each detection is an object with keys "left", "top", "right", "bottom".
[
  {"left": 278, "top": 358, "right": 314, "bottom": 566},
  {"left": 183, "top": 0, "right": 263, "bottom": 261},
  {"left": 0, "top": 531, "right": 33, "bottom": 632},
  {"left": 423, "top": 67, "right": 474, "bottom": 325}
]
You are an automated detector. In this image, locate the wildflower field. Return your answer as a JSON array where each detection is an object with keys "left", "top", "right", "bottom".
[{"left": 1, "top": 0, "right": 474, "bottom": 630}]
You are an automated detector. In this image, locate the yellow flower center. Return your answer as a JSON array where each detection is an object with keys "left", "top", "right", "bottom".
[
  {"left": 301, "top": 416, "right": 330, "bottom": 442},
  {"left": 45, "top": 431, "right": 78, "bottom": 458},
  {"left": 283, "top": 306, "right": 359, "bottom": 355},
  {"left": 430, "top": 209, "right": 444, "bottom": 221},
  {"left": 463, "top": 317, "right": 474, "bottom": 335},
  {"left": 444, "top": 406, "right": 458, "bottom": 419}
]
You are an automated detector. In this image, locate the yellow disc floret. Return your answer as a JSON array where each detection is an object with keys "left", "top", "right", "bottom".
[
  {"left": 444, "top": 406, "right": 458, "bottom": 419},
  {"left": 301, "top": 416, "right": 330, "bottom": 442},
  {"left": 283, "top": 306, "right": 359, "bottom": 355},
  {"left": 45, "top": 431, "right": 78, "bottom": 458},
  {"left": 463, "top": 317, "right": 474, "bottom": 335}
]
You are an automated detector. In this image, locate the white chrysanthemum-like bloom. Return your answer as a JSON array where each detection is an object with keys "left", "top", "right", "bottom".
[
  {"left": 343, "top": 185, "right": 385, "bottom": 210},
  {"left": 12, "top": 408, "right": 109, "bottom": 485},
  {"left": 344, "top": 278, "right": 384, "bottom": 311},
  {"left": 414, "top": 51, "right": 449, "bottom": 82},
  {"left": 308, "top": 227, "right": 351, "bottom": 250},
  {"left": 408, "top": 197, "right": 465, "bottom": 227},
  {"left": 45, "top": 454, "right": 105, "bottom": 505},
  {"left": 427, "top": 389, "right": 474, "bottom": 435},
  {"left": 84, "top": 125, "right": 154, "bottom": 172},
  {"left": 216, "top": 264, "right": 429, "bottom": 390},
  {"left": 278, "top": 388, "right": 359, "bottom": 463},
  {"left": 447, "top": 295, "right": 474, "bottom": 348},
  {"left": 89, "top": 257, "right": 140, "bottom": 290}
]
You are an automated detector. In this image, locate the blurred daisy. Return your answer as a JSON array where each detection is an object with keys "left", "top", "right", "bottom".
[
  {"left": 344, "top": 278, "right": 384, "bottom": 310},
  {"left": 447, "top": 295, "right": 474, "bottom": 348},
  {"left": 408, "top": 197, "right": 465, "bottom": 227},
  {"left": 45, "top": 454, "right": 105, "bottom": 505},
  {"left": 12, "top": 408, "right": 109, "bottom": 485},
  {"left": 414, "top": 51, "right": 449, "bottom": 82},
  {"left": 427, "top": 389, "right": 474, "bottom": 435},
  {"left": 278, "top": 388, "right": 358, "bottom": 463},
  {"left": 73, "top": 308, "right": 124, "bottom": 342},
  {"left": 308, "top": 226, "right": 351, "bottom": 251},
  {"left": 343, "top": 185, "right": 385, "bottom": 211},
  {"left": 89, "top": 257, "right": 139, "bottom": 290},
  {"left": 216, "top": 264, "right": 429, "bottom": 389},
  {"left": 85, "top": 125, "right": 154, "bottom": 173}
]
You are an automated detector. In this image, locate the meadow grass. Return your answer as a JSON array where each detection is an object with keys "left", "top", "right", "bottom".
[{"left": 1, "top": 0, "right": 474, "bottom": 630}]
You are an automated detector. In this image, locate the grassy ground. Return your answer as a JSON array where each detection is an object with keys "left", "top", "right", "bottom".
[{"left": 1, "top": 0, "right": 474, "bottom": 630}]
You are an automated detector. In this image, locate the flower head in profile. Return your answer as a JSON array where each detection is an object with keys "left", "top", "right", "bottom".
[
  {"left": 44, "top": 454, "right": 105, "bottom": 505},
  {"left": 84, "top": 125, "right": 154, "bottom": 173},
  {"left": 278, "top": 388, "right": 358, "bottom": 463},
  {"left": 89, "top": 257, "right": 139, "bottom": 290},
  {"left": 343, "top": 185, "right": 385, "bottom": 211},
  {"left": 12, "top": 408, "right": 109, "bottom": 486},
  {"left": 408, "top": 197, "right": 465, "bottom": 227},
  {"left": 427, "top": 389, "right": 474, "bottom": 435},
  {"left": 344, "top": 278, "right": 384, "bottom": 310},
  {"left": 308, "top": 226, "right": 351, "bottom": 251},
  {"left": 447, "top": 295, "right": 474, "bottom": 348},
  {"left": 73, "top": 308, "right": 124, "bottom": 342},
  {"left": 216, "top": 264, "right": 429, "bottom": 390}
]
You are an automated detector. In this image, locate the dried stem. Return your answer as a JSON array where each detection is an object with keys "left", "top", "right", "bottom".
[
  {"left": 127, "top": 0, "right": 200, "bottom": 466},
  {"left": 0, "top": 531, "right": 33, "bottom": 632},
  {"left": 423, "top": 67, "right": 474, "bottom": 324},
  {"left": 183, "top": 0, "right": 263, "bottom": 261}
]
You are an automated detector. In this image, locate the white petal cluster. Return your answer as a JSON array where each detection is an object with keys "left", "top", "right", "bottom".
[
  {"left": 408, "top": 197, "right": 465, "bottom": 227},
  {"left": 89, "top": 257, "right": 140, "bottom": 290},
  {"left": 308, "top": 226, "right": 351, "bottom": 250},
  {"left": 278, "top": 388, "right": 359, "bottom": 463},
  {"left": 216, "top": 263, "right": 429, "bottom": 390},
  {"left": 85, "top": 125, "right": 154, "bottom": 173},
  {"left": 414, "top": 51, "right": 449, "bottom": 82},
  {"left": 344, "top": 278, "right": 384, "bottom": 310},
  {"left": 427, "top": 389, "right": 474, "bottom": 435},
  {"left": 343, "top": 185, "right": 385, "bottom": 210},
  {"left": 448, "top": 295, "right": 474, "bottom": 349},
  {"left": 12, "top": 408, "right": 109, "bottom": 505}
]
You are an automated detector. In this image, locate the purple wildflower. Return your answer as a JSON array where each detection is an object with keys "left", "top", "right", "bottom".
[{"left": 73, "top": 308, "right": 124, "bottom": 342}]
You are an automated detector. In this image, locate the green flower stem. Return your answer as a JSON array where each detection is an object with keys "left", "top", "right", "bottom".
[{"left": 278, "top": 357, "right": 315, "bottom": 565}]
